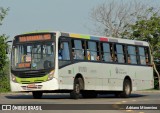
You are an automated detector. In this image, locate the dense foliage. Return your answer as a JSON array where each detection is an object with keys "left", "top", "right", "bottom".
[
  {"left": 0, "top": 35, "right": 8, "bottom": 71},
  {"left": 0, "top": 7, "right": 10, "bottom": 92},
  {"left": 0, "top": 61, "right": 10, "bottom": 92},
  {"left": 122, "top": 8, "right": 160, "bottom": 59}
]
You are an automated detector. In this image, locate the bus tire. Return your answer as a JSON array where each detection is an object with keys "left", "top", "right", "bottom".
[
  {"left": 120, "top": 79, "right": 131, "bottom": 98},
  {"left": 32, "top": 91, "right": 43, "bottom": 99},
  {"left": 70, "top": 78, "right": 83, "bottom": 99}
]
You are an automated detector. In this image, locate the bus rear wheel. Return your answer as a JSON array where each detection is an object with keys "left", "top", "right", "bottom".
[
  {"left": 120, "top": 79, "right": 131, "bottom": 98},
  {"left": 70, "top": 78, "right": 83, "bottom": 99},
  {"left": 32, "top": 91, "right": 43, "bottom": 99}
]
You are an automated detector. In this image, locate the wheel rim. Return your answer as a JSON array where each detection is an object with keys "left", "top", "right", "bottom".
[{"left": 75, "top": 84, "right": 80, "bottom": 93}]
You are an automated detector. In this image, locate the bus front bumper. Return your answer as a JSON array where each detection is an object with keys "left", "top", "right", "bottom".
[{"left": 10, "top": 78, "right": 59, "bottom": 92}]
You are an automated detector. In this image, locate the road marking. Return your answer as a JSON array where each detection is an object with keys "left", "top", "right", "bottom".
[
  {"left": 122, "top": 101, "right": 127, "bottom": 103},
  {"left": 113, "top": 101, "right": 123, "bottom": 109},
  {"left": 132, "top": 100, "right": 136, "bottom": 102},
  {"left": 115, "top": 102, "right": 122, "bottom": 104},
  {"left": 112, "top": 104, "right": 119, "bottom": 109},
  {"left": 119, "top": 107, "right": 124, "bottom": 110},
  {"left": 126, "top": 110, "right": 133, "bottom": 112}
]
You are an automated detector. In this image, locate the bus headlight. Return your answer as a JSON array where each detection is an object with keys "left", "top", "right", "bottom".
[
  {"left": 11, "top": 74, "right": 17, "bottom": 83},
  {"left": 47, "top": 70, "right": 54, "bottom": 80}
]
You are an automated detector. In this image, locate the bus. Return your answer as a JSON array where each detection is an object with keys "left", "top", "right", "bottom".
[{"left": 10, "top": 31, "right": 154, "bottom": 99}]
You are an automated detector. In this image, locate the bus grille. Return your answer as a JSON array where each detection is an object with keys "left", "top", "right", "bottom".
[
  {"left": 17, "top": 71, "right": 48, "bottom": 78},
  {"left": 21, "top": 80, "right": 44, "bottom": 84}
]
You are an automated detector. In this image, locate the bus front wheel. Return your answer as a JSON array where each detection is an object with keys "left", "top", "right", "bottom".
[{"left": 32, "top": 91, "right": 43, "bottom": 99}]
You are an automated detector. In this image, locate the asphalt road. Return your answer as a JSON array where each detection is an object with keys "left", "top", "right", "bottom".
[{"left": 0, "top": 91, "right": 160, "bottom": 113}]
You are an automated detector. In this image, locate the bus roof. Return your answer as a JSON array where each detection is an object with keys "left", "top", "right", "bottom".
[
  {"left": 60, "top": 32, "right": 149, "bottom": 46},
  {"left": 21, "top": 30, "right": 149, "bottom": 46}
]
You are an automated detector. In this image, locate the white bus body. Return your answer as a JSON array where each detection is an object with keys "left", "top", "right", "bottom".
[{"left": 10, "top": 31, "right": 154, "bottom": 99}]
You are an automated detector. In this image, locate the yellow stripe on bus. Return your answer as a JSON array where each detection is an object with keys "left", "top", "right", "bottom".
[{"left": 69, "top": 33, "right": 80, "bottom": 38}]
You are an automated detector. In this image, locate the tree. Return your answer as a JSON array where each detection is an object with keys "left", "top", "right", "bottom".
[
  {"left": 90, "top": 0, "right": 149, "bottom": 37},
  {"left": 0, "top": 7, "right": 9, "bottom": 26},
  {"left": 123, "top": 8, "right": 160, "bottom": 89},
  {"left": 0, "top": 35, "right": 8, "bottom": 71},
  {"left": 126, "top": 8, "right": 160, "bottom": 58},
  {"left": 0, "top": 7, "right": 10, "bottom": 92},
  {"left": 0, "top": 7, "right": 9, "bottom": 71}
]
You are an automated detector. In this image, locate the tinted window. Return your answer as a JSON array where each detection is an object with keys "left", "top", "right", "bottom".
[
  {"left": 139, "top": 47, "right": 145, "bottom": 56},
  {"left": 115, "top": 44, "right": 125, "bottom": 63},
  {"left": 116, "top": 44, "right": 123, "bottom": 54},
  {"left": 128, "top": 46, "right": 136, "bottom": 55},
  {"left": 103, "top": 43, "right": 110, "bottom": 52},
  {"left": 74, "top": 40, "right": 82, "bottom": 49},
  {"left": 72, "top": 40, "right": 84, "bottom": 60},
  {"left": 87, "top": 41, "right": 97, "bottom": 61},
  {"left": 88, "top": 41, "right": 97, "bottom": 51},
  {"left": 59, "top": 42, "right": 70, "bottom": 60},
  {"left": 102, "top": 43, "right": 112, "bottom": 62},
  {"left": 127, "top": 46, "right": 137, "bottom": 64},
  {"left": 138, "top": 47, "right": 146, "bottom": 65}
]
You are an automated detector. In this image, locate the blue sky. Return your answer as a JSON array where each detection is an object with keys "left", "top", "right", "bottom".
[{"left": 0, "top": 0, "right": 160, "bottom": 40}]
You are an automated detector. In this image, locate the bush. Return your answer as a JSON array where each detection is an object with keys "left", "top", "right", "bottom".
[
  {"left": 0, "top": 74, "right": 10, "bottom": 92},
  {"left": 0, "top": 61, "right": 10, "bottom": 92}
]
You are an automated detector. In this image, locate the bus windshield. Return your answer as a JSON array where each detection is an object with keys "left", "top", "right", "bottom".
[{"left": 11, "top": 42, "right": 55, "bottom": 70}]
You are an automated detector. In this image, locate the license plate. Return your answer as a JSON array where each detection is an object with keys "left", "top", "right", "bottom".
[{"left": 27, "top": 84, "right": 36, "bottom": 88}]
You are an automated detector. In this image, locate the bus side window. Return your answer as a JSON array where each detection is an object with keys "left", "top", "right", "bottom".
[
  {"left": 101, "top": 43, "right": 112, "bottom": 62},
  {"left": 71, "top": 40, "right": 84, "bottom": 60},
  {"left": 87, "top": 41, "right": 98, "bottom": 61},
  {"left": 127, "top": 46, "right": 137, "bottom": 64},
  {"left": 59, "top": 42, "right": 70, "bottom": 60},
  {"left": 138, "top": 47, "right": 146, "bottom": 65},
  {"left": 115, "top": 44, "right": 125, "bottom": 63}
]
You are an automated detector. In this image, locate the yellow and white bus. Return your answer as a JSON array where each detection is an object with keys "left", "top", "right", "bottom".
[{"left": 10, "top": 31, "right": 154, "bottom": 99}]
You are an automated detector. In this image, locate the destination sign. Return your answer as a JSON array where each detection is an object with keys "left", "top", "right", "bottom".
[
  {"left": 19, "top": 34, "right": 51, "bottom": 42},
  {"left": 18, "top": 63, "right": 31, "bottom": 68}
]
